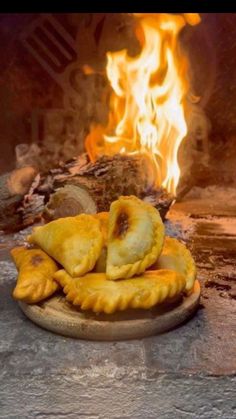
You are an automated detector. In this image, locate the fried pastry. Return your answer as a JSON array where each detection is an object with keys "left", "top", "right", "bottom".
[
  {"left": 93, "top": 212, "right": 108, "bottom": 273},
  {"left": 94, "top": 247, "right": 107, "bottom": 273},
  {"left": 11, "top": 246, "right": 59, "bottom": 304},
  {"left": 151, "top": 236, "right": 196, "bottom": 291},
  {"left": 54, "top": 269, "right": 185, "bottom": 314},
  {"left": 106, "top": 196, "right": 165, "bottom": 280},
  {"left": 27, "top": 214, "right": 103, "bottom": 277},
  {"left": 93, "top": 212, "right": 109, "bottom": 241}
]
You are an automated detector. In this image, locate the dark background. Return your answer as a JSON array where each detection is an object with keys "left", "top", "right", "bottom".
[{"left": 0, "top": 13, "right": 235, "bottom": 187}]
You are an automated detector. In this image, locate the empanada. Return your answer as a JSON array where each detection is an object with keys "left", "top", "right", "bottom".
[
  {"left": 94, "top": 247, "right": 107, "bottom": 273},
  {"left": 11, "top": 246, "right": 59, "bottom": 304},
  {"left": 27, "top": 214, "right": 103, "bottom": 277},
  {"left": 106, "top": 196, "right": 165, "bottom": 280},
  {"left": 54, "top": 269, "right": 185, "bottom": 314},
  {"left": 151, "top": 236, "right": 196, "bottom": 291},
  {"left": 93, "top": 212, "right": 109, "bottom": 241},
  {"left": 93, "top": 212, "right": 108, "bottom": 273}
]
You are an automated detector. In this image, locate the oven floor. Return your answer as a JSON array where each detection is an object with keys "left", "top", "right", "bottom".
[{"left": 0, "top": 187, "right": 235, "bottom": 419}]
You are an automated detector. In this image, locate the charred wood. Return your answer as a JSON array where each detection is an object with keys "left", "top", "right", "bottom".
[{"left": 0, "top": 154, "right": 174, "bottom": 232}]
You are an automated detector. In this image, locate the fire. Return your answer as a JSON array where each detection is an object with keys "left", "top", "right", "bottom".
[{"left": 85, "top": 13, "right": 200, "bottom": 195}]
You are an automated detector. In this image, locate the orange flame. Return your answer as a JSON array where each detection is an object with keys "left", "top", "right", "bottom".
[{"left": 85, "top": 13, "right": 200, "bottom": 195}]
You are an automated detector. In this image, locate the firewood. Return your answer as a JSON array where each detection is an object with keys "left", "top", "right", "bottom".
[
  {"left": 43, "top": 185, "right": 97, "bottom": 221},
  {"left": 0, "top": 167, "right": 38, "bottom": 232},
  {"left": 0, "top": 154, "right": 174, "bottom": 232}
]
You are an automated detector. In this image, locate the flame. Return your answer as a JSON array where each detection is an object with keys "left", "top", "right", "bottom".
[{"left": 85, "top": 13, "right": 200, "bottom": 195}]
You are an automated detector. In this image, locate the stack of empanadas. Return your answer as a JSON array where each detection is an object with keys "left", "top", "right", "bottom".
[{"left": 11, "top": 196, "right": 197, "bottom": 313}]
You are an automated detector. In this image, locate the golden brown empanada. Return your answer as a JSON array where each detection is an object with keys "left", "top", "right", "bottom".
[
  {"left": 11, "top": 246, "right": 59, "bottom": 304},
  {"left": 93, "top": 212, "right": 109, "bottom": 273},
  {"left": 94, "top": 247, "right": 107, "bottom": 273},
  {"left": 106, "top": 196, "right": 165, "bottom": 280},
  {"left": 27, "top": 214, "right": 103, "bottom": 277},
  {"left": 54, "top": 269, "right": 185, "bottom": 314},
  {"left": 151, "top": 236, "right": 196, "bottom": 291},
  {"left": 93, "top": 212, "right": 109, "bottom": 241}
]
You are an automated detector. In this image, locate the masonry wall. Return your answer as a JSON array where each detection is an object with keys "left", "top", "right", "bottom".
[{"left": 0, "top": 13, "right": 235, "bottom": 188}]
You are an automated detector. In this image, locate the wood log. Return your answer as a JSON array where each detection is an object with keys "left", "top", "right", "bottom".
[
  {"left": 0, "top": 154, "right": 174, "bottom": 233},
  {"left": 0, "top": 167, "right": 38, "bottom": 232},
  {"left": 43, "top": 185, "right": 97, "bottom": 221}
]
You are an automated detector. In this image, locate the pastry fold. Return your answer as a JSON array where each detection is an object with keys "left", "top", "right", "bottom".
[
  {"left": 11, "top": 246, "right": 59, "bottom": 304},
  {"left": 54, "top": 269, "right": 186, "bottom": 314},
  {"left": 93, "top": 212, "right": 108, "bottom": 273},
  {"left": 106, "top": 196, "right": 165, "bottom": 280},
  {"left": 27, "top": 214, "right": 103, "bottom": 277},
  {"left": 151, "top": 236, "right": 196, "bottom": 291}
]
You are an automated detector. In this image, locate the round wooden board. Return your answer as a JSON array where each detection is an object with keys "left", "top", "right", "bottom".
[{"left": 18, "top": 280, "right": 200, "bottom": 341}]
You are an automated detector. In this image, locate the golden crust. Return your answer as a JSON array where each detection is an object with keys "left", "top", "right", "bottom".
[
  {"left": 11, "top": 246, "right": 59, "bottom": 304},
  {"left": 106, "top": 196, "right": 165, "bottom": 280},
  {"left": 151, "top": 236, "right": 197, "bottom": 291},
  {"left": 94, "top": 247, "right": 107, "bottom": 273},
  {"left": 27, "top": 214, "right": 103, "bottom": 277},
  {"left": 93, "top": 212, "right": 109, "bottom": 242},
  {"left": 54, "top": 269, "right": 186, "bottom": 314},
  {"left": 93, "top": 212, "right": 109, "bottom": 273}
]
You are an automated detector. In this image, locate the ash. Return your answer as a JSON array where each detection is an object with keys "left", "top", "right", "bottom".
[
  {"left": 184, "top": 185, "right": 236, "bottom": 201},
  {"left": 0, "top": 226, "right": 33, "bottom": 247},
  {"left": 169, "top": 186, "right": 236, "bottom": 302}
]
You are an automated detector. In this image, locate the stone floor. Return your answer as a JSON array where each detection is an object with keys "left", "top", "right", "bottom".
[{"left": 0, "top": 188, "right": 236, "bottom": 419}]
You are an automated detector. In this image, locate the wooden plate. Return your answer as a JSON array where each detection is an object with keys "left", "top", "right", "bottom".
[{"left": 18, "top": 280, "right": 200, "bottom": 341}]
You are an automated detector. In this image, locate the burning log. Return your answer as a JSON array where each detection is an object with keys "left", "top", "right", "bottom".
[
  {"left": 0, "top": 14, "right": 200, "bottom": 233},
  {"left": 0, "top": 153, "right": 174, "bottom": 233}
]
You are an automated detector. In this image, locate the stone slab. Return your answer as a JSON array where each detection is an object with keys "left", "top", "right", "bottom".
[{"left": 0, "top": 192, "right": 236, "bottom": 418}]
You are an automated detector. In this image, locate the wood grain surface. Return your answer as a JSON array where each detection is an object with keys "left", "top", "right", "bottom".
[{"left": 18, "top": 280, "right": 200, "bottom": 341}]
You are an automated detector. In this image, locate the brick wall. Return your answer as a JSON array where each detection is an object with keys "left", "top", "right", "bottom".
[{"left": 0, "top": 13, "right": 235, "bottom": 187}]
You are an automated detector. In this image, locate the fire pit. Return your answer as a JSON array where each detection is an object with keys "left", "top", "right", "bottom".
[{"left": 0, "top": 12, "right": 235, "bottom": 418}]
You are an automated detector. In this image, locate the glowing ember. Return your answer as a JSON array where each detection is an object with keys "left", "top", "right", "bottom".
[{"left": 85, "top": 13, "right": 200, "bottom": 195}]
